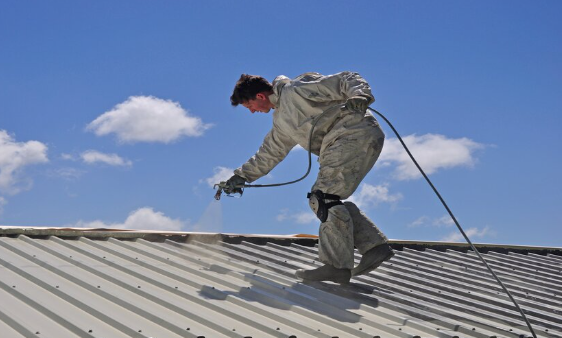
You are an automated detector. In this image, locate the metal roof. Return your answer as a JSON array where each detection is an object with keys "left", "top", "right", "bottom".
[{"left": 0, "top": 228, "right": 561, "bottom": 338}]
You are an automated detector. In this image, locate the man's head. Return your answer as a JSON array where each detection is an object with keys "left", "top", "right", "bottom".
[{"left": 230, "top": 74, "right": 275, "bottom": 113}]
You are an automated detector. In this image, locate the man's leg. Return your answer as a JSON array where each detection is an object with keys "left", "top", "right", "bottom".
[{"left": 296, "top": 122, "right": 387, "bottom": 282}]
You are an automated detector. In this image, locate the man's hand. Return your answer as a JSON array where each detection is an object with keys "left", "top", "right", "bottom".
[
  {"left": 223, "top": 174, "right": 246, "bottom": 195},
  {"left": 345, "top": 96, "right": 369, "bottom": 113}
]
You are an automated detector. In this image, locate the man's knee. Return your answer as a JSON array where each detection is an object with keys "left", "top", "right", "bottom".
[{"left": 308, "top": 190, "right": 343, "bottom": 222}]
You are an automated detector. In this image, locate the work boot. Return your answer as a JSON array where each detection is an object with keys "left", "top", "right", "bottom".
[
  {"left": 351, "top": 243, "right": 394, "bottom": 277},
  {"left": 295, "top": 264, "right": 351, "bottom": 284}
]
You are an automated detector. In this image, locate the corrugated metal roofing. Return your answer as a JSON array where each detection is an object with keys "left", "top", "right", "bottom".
[{"left": 0, "top": 229, "right": 561, "bottom": 338}]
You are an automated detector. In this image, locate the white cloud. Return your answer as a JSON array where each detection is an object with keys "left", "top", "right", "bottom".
[
  {"left": 347, "top": 183, "right": 403, "bottom": 209},
  {"left": 203, "top": 166, "right": 234, "bottom": 188},
  {"left": 0, "top": 197, "right": 6, "bottom": 216},
  {"left": 379, "top": 133, "right": 484, "bottom": 180},
  {"left": 290, "top": 145, "right": 305, "bottom": 152},
  {"left": 87, "top": 96, "right": 212, "bottom": 144},
  {"left": 80, "top": 150, "right": 132, "bottom": 167},
  {"left": 73, "top": 207, "right": 185, "bottom": 231},
  {"left": 434, "top": 215, "right": 455, "bottom": 227},
  {"left": 277, "top": 209, "right": 317, "bottom": 224},
  {"left": 409, "top": 216, "right": 430, "bottom": 227},
  {"left": 441, "top": 226, "right": 493, "bottom": 242},
  {"left": 409, "top": 214, "right": 455, "bottom": 228},
  {"left": 61, "top": 153, "right": 75, "bottom": 161},
  {"left": 0, "top": 130, "right": 49, "bottom": 194},
  {"left": 49, "top": 168, "right": 86, "bottom": 181}
]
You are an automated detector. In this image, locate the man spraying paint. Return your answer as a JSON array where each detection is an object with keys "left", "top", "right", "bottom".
[{"left": 222, "top": 72, "right": 394, "bottom": 284}]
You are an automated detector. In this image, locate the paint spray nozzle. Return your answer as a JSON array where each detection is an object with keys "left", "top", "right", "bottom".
[{"left": 213, "top": 181, "right": 244, "bottom": 200}]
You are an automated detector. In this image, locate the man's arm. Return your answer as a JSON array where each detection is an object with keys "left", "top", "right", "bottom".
[{"left": 234, "top": 126, "right": 297, "bottom": 183}]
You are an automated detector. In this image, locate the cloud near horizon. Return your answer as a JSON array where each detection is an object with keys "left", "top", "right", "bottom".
[
  {"left": 80, "top": 150, "right": 132, "bottom": 167},
  {"left": 441, "top": 226, "right": 493, "bottom": 242},
  {"left": 0, "top": 197, "right": 6, "bottom": 216},
  {"left": 87, "top": 96, "right": 212, "bottom": 144},
  {"left": 379, "top": 133, "right": 484, "bottom": 180},
  {"left": 409, "top": 214, "right": 455, "bottom": 228},
  {"left": 347, "top": 183, "right": 403, "bottom": 209},
  {"left": 73, "top": 207, "right": 185, "bottom": 231},
  {"left": 277, "top": 209, "right": 317, "bottom": 224},
  {"left": 0, "top": 130, "right": 49, "bottom": 195}
]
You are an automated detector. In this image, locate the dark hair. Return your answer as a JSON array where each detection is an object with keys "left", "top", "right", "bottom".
[{"left": 230, "top": 74, "right": 273, "bottom": 106}]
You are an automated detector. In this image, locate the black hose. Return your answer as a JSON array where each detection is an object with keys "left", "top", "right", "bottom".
[{"left": 368, "top": 107, "right": 537, "bottom": 338}]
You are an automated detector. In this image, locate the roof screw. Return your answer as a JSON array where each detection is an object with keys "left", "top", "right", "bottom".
[
  {"left": 137, "top": 286, "right": 141, "bottom": 288},
  {"left": 175, "top": 286, "right": 178, "bottom": 289},
  {"left": 276, "top": 328, "right": 280, "bottom": 330},
  {"left": 138, "top": 330, "right": 142, "bottom": 333},
  {"left": 232, "top": 329, "right": 236, "bottom": 331},
  {"left": 88, "top": 330, "right": 93, "bottom": 333},
  {"left": 359, "top": 328, "right": 363, "bottom": 331},
  {"left": 186, "top": 328, "right": 190, "bottom": 330},
  {"left": 35, "top": 332, "right": 40, "bottom": 335}
]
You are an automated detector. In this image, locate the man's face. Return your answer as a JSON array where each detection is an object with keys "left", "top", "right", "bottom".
[{"left": 242, "top": 93, "right": 273, "bottom": 114}]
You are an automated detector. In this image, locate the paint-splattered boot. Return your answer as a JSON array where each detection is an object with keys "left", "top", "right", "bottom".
[
  {"left": 295, "top": 264, "right": 351, "bottom": 284},
  {"left": 352, "top": 243, "right": 394, "bottom": 277}
]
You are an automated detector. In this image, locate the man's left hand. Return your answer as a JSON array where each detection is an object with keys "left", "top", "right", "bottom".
[
  {"left": 223, "top": 174, "right": 246, "bottom": 195},
  {"left": 345, "top": 96, "right": 369, "bottom": 113}
]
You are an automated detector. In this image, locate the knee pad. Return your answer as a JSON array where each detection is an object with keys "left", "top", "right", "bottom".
[{"left": 307, "top": 190, "right": 343, "bottom": 222}]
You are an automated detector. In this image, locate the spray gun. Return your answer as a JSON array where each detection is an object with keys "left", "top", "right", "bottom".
[{"left": 213, "top": 181, "right": 244, "bottom": 200}]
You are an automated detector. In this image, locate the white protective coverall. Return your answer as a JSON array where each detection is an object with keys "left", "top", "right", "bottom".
[{"left": 234, "top": 72, "right": 388, "bottom": 269}]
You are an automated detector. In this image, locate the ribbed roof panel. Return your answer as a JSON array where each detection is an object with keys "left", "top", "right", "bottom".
[{"left": 0, "top": 234, "right": 560, "bottom": 338}]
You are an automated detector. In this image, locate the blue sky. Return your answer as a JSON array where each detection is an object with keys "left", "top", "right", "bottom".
[{"left": 1, "top": 1, "right": 560, "bottom": 247}]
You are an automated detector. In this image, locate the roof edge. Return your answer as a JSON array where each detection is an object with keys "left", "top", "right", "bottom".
[{"left": 1, "top": 226, "right": 560, "bottom": 255}]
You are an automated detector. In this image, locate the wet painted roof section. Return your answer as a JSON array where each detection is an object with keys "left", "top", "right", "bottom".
[{"left": 0, "top": 227, "right": 561, "bottom": 338}]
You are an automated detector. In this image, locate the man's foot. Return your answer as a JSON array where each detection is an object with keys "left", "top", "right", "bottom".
[
  {"left": 351, "top": 243, "right": 394, "bottom": 277},
  {"left": 295, "top": 264, "right": 351, "bottom": 284}
]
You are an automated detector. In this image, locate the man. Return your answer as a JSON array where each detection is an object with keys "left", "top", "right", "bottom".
[{"left": 223, "top": 71, "right": 394, "bottom": 284}]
